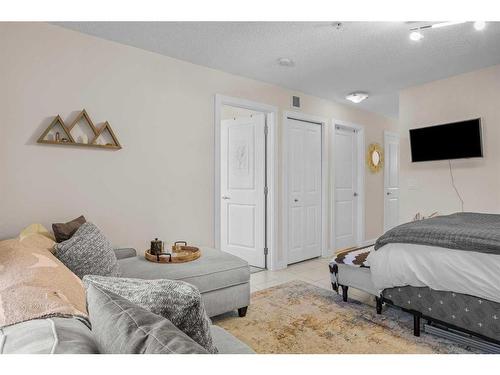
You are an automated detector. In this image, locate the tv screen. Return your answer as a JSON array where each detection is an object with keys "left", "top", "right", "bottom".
[{"left": 409, "top": 118, "right": 483, "bottom": 162}]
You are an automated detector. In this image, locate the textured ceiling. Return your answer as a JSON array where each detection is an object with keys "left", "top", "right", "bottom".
[{"left": 54, "top": 22, "right": 500, "bottom": 118}]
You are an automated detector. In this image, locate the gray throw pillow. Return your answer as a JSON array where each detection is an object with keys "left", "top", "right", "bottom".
[
  {"left": 83, "top": 275, "right": 217, "bottom": 353},
  {"left": 86, "top": 284, "right": 208, "bottom": 354},
  {"left": 54, "top": 222, "right": 120, "bottom": 279}
]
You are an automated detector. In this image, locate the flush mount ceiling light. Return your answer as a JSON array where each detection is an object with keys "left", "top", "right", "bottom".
[
  {"left": 345, "top": 92, "right": 369, "bottom": 104},
  {"left": 474, "top": 21, "right": 486, "bottom": 31},
  {"left": 409, "top": 31, "right": 424, "bottom": 41},
  {"left": 277, "top": 57, "right": 295, "bottom": 67}
]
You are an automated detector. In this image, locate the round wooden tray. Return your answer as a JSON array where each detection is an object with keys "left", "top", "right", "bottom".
[{"left": 144, "top": 246, "right": 201, "bottom": 264}]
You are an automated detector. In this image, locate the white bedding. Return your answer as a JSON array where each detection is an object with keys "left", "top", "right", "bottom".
[{"left": 366, "top": 243, "right": 500, "bottom": 304}]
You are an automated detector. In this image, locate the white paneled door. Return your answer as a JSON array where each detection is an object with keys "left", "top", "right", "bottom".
[
  {"left": 334, "top": 125, "right": 358, "bottom": 250},
  {"left": 287, "top": 118, "right": 322, "bottom": 264},
  {"left": 384, "top": 131, "right": 400, "bottom": 232},
  {"left": 220, "top": 114, "right": 266, "bottom": 268}
]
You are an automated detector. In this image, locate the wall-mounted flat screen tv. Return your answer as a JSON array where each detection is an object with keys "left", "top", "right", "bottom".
[{"left": 409, "top": 118, "right": 483, "bottom": 162}]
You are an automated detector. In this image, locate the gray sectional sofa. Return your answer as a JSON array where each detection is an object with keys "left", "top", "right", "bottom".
[
  {"left": 1, "top": 247, "right": 254, "bottom": 354},
  {"left": 0, "top": 316, "right": 253, "bottom": 354}
]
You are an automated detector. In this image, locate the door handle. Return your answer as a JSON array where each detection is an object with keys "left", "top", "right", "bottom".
[
  {"left": 294, "top": 198, "right": 299, "bottom": 202},
  {"left": 386, "top": 192, "right": 391, "bottom": 195},
  {"left": 222, "top": 196, "right": 231, "bottom": 200},
  {"left": 353, "top": 192, "right": 358, "bottom": 197}
]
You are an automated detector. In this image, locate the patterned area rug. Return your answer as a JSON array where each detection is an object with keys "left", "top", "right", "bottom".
[{"left": 214, "top": 280, "right": 473, "bottom": 354}]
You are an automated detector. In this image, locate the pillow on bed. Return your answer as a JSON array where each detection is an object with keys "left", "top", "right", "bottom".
[{"left": 54, "top": 222, "right": 120, "bottom": 279}]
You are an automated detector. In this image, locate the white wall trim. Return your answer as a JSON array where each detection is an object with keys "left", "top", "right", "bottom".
[
  {"left": 282, "top": 111, "right": 329, "bottom": 268},
  {"left": 383, "top": 130, "right": 400, "bottom": 233},
  {"left": 383, "top": 130, "right": 400, "bottom": 138},
  {"left": 214, "top": 94, "right": 279, "bottom": 270},
  {"left": 331, "top": 119, "right": 366, "bottom": 251}
]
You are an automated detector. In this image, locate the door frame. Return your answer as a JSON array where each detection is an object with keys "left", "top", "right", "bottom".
[
  {"left": 214, "top": 94, "right": 279, "bottom": 270},
  {"left": 383, "top": 130, "right": 400, "bottom": 233},
  {"left": 331, "top": 119, "right": 365, "bottom": 251},
  {"left": 282, "top": 111, "right": 328, "bottom": 268}
]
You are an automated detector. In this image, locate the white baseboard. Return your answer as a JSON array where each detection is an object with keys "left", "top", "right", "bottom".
[
  {"left": 270, "top": 261, "right": 287, "bottom": 271},
  {"left": 321, "top": 248, "right": 334, "bottom": 258}
]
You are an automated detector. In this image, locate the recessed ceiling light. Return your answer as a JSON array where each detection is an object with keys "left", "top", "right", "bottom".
[
  {"left": 346, "top": 92, "right": 369, "bottom": 104},
  {"left": 277, "top": 57, "right": 295, "bottom": 67},
  {"left": 474, "top": 21, "right": 486, "bottom": 31},
  {"left": 409, "top": 31, "right": 424, "bottom": 41}
]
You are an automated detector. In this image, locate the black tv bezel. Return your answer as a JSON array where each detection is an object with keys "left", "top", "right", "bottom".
[{"left": 409, "top": 118, "right": 483, "bottom": 163}]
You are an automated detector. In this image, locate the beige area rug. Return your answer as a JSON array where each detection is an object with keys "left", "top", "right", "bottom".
[{"left": 214, "top": 280, "right": 473, "bottom": 354}]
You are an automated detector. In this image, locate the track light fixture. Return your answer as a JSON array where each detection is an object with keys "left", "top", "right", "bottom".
[{"left": 409, "top": 21, "right": 487, "bottom": 41}]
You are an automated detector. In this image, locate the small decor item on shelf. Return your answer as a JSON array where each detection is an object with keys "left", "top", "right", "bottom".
[
  {"left": 78, "top": 134, "right": 89, "bottom": 144},
  {"left": 61, "top": 138, "right": 69, "bottom": 143},
  {"left": 150, "top": 238, "right": 163, "bottom": 255},
  {"left": 55, "top": 132, "right": 60, "bottom": 142},
  {"left": 367, "top": 143, "right": 384, "bottom": 173}
]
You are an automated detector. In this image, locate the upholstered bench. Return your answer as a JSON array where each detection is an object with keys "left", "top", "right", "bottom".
[
  {"left": 328, "top": 246, "right": 382, "bottom": 314},
  {"left": 116, "top": 247, "right": 250, "bottom": 318}
]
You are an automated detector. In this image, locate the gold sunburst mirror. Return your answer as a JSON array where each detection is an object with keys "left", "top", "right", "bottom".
[{"left": 367, "top": 143, "right": 384, "bottom": 173}]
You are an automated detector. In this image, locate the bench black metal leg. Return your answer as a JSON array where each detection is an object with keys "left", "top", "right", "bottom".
[
  {"left": 331, "top": 282, "right": 339, "bottom": 293},
  {"left": 375, "top": 297, "right": 383, "bottom": 314},
  {"left": 341, "top": 285, "right": 348, "bottom": 302},
  {"left": 413, "top": 313, "right": 421, "bottom": 337},
  {"left": 238, "top": 306, "right": 248, "bottom": 317}
]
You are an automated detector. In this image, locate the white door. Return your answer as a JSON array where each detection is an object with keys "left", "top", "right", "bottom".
[
  {"left": 384, "top": 131, "right": 400, "bottom": 232},
  {"left": 220, "top": 114, "right": 266, "bottom": 267},
  {"left": 287, "top": 118, "right": 322, "bottom": 264},
  {"left": 334, "top": 125, "right": 359, "bottom": 250}
]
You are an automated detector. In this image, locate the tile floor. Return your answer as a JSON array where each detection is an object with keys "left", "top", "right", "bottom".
[{"left": 250, "top": 256, "right": 376, "bottom": 307}]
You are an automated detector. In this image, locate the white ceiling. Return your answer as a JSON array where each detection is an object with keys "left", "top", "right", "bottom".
[{"left": 55, "top": 22, "right": 500, "bottom": 118}]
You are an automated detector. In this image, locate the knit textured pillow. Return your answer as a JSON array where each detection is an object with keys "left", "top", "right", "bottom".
[
  {"left": 82, "top": 275, "right": 218, "bottom": 353},
  {"left": 54, "top": 222, "right": 120, "bottom": 279}
]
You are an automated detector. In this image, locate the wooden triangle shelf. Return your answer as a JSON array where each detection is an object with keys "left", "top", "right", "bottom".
[{"left": 37, "top": 109, "right": 122, "bottom": 150}]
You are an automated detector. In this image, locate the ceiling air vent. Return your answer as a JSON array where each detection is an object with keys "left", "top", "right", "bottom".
[{"left": 292, "top": 96, "right": 301, "bottom": 109}]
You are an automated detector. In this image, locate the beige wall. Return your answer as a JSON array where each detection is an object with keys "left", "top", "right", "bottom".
[
  {"left": 399, "top": 64, "right": 500, "bottom": 223},
  {"left": 0, "top": 22, "right": 396, "bottom": 266}
]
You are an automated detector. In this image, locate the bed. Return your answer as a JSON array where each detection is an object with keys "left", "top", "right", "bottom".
[{"left": 329, "top": 212, "right": 500, "bottom": 345}]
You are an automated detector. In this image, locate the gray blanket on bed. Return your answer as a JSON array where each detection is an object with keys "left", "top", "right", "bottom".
[{"left": 375, "top": 212, "right": 500, "bottom": 255}]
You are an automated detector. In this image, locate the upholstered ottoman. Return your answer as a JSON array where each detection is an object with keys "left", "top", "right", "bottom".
[
  {"left": 116, "top": 247, "right": 250, "bottom": 318},
  {"left": 328, "top": 246, "right": 382, "bottom": 313}
]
